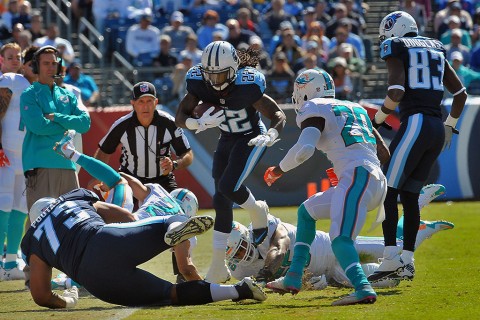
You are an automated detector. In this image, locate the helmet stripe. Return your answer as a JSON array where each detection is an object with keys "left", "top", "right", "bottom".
[
  {"left": 207, "top": 43, "right": 215, "bottom": 66},
  {"left": 176, "top": 189, "right": 188, "bottom": 201},
  {"left": 319, "top": 69, "right": 333, "bottom": 90},
  {"left": 215, "top": 42, "right": 221, "bottom": 66}
]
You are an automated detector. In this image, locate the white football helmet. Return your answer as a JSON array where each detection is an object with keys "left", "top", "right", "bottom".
[
  {"left": 200, "top": 41, "right": 239, "bottom": 91},
  {"left": 29, "top": 197, "right": 56, "bottom": 223},
  {"left": 379, "top": 11, "right": 418, "bottom": 43},
  {"left": 226, "top": 221, "right": 259, "bottom": 265},
  {"left": 292, "top": 68, "right": 335, "bottom": 110},
  {"left": 170, "top": 188, "right": 199, "bottom": 217}
]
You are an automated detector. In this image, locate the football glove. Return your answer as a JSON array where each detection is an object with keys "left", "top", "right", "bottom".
[
  {"left": 264, "top": 166, "right": 283, "bottom": 186},
  {"left": 0, "top": 148, "right": 10, "bottom": 167},
  {"left": 196, "top": 107, "right": 225, "bottom": 134},
  {"left": 248, "top": 128, "right": 279, "bottom": 147},
  {"left": 442, "top": 124, "right": 459, "bottom": 151},
  {"left": 371, "top": 118, "right": 392, "bottom": 131},
  {"left": 62, "top": 286, "right": 79, "bottom": 309},
  {"left": 326, "top": 167, "right": 338, "bottom": 187}
]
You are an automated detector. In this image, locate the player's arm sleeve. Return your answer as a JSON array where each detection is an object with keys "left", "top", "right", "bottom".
[
  {"left": 53, "top": 93, "right": 91, "bottom": 133},
  {"left": 20, "top": 92, "right": 66, "bottom": 135},
  {"left": 379, "top": 38, "right": 394, "bottom": 61}
]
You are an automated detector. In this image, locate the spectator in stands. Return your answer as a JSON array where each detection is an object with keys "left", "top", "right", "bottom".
[
  {"left": 1, "top": 0, "right": 19, "bottom": 32},
  {"left": 226, "top": 19, "right": 254, "bottom": 49},
  {"left": 196, "top": 10, "right": 228, "bottom": 49},
  {"left": 92, "top": 0, "right": 147, "bottom": 32},
  {"left": 283, "top": 0, "right": 303, "bottom": 17},
  {"left": 161, "top": 11, "right": 194, "bottom": 54},
  {"left": 314, "top": 0, "right": 332, "bottom": 26},
  {"left": 440, "top": 16, "right": 472, "bottom": 48},
  {"left": 449, "top": 51, "right": 480, "bottom": 94},
  {"left": 445, "top": 28, "right": 470, "bottom": 65},
  {"left": 17, "top": 29, "right": 32, "bottom": 51},
  {"left": 266, "top": 51, "right": 295, "bottom": 102},
  {"left": 301, "top": 21, "right": 330, "bottom": 62},
  {"left": 64, "top": 61, "right": 100, "bottom": 107},
  {"left": 297, "top": 6, "right": 317, "bottom": 37},
  {"left": 325, "top": 3, "right": 360, "bottom": 39},
  {"left": 274, "top": 28, "right": 304, "bottom": 71},
  {"left": 341, "top": 0, "right": 366, "bottom": 35},
  {"left": 153, "top": 34, "right": 177, "bottom": 68},
  {"left": 71, "top": 0, "right": 94, "bottom": 28},
  {"left": 125, "top": 12, "right": 161, "bottom": 66},
  {"left": 268, "top": 20, "right": 302, "bottom": 56},
  {"left": 330, "top": 56, "right": 353, "bottom": 100},
  {"left": 12, "top": 0, "right": 31, "bottom": 29},
  {"left": 468, "top": 44, "right": 480, "bottom": 71},
  {"left": 155, "top": 0, "right": 190, "bottom": 16},
  {"left": 28, "top": 10, "right": 45, "bottom": 42},
  {"left": 249, "top": 35, "right": 271, "bottom": 74},
  {"left": 329, "top": 23, "right": 365, "bottom": 60},
  {"left": 262, "top": 0, "right": 297, "bottom": 36},
  {"left": 294, "top": 53, "right": 318, "bottom": 76},
  {"left": 331, "top": 42, "right": 366, "bottom": 75},
  {"left": 434, "top": 0, "right": 472, "bottom": 37},
  {"left": 236, "top": 7, "right": 259, "bottom": 35},
  {"left": 179, "top": 33, "right": 202, "bottom": 66},
  {"left": 33, "top": 23, "right": 75, "bottom": 63},
  {"left": 171, "top": 51, "right": 194, "bottom": 100},
  {"left": 10, "top": 22, "right": 23, "bottom": 44},
  {"left": 471, "top": 7, "right": 480, "bottom": 47}
]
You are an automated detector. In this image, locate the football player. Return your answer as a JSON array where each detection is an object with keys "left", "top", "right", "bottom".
[
  {"left": 263, "top": 68, "right": 388, "bottom": 306},
  {"left": 226, "top": 184, "right": 452, "bottom": 290},
  {"left": 175, "top": 41, "right": 286, "bottom": 283},
  {"left": 369, "top": 11, "right": 466, "bottom": 283}
]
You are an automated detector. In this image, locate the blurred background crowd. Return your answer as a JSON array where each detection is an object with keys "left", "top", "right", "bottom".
[{"left": 1, "top": 0, "right": 480, "bottom": 107}]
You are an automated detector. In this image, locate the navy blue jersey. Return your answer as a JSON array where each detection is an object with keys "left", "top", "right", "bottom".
[
  {"left": 380, "top": 36, "right": 446, "bottom": 120},
  {"left": 186, "top": 65, "right": 266, "bottom": 136},
  {"left": 21, "top": 188, "right": 104, "bottom": 280}
]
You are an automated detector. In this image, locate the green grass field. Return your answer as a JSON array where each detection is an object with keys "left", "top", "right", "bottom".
[{"left": 1, "top": 201, "right": 479, "bottom": 320}]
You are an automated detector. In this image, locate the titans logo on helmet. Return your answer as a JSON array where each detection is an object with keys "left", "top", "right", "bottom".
[{"left": 384, "top": 12, "right": 403, "bottom": 32}]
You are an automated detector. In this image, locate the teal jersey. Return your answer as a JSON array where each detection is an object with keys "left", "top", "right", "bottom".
[{"left": 20, "top": 82, "right": 91, "bottom": 172}]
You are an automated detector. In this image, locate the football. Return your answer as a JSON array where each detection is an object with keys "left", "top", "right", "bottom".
[{"left": 192, "top": 102, "right": 224, "bottom": 119}]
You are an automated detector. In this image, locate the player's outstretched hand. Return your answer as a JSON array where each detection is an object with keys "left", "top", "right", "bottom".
[
  {"left": 442, "top": 124, "right": 459, "bottom": 151},
  {"left": 248, "top": 128, "right": 279, "bottom": 147},
  {"left": 264, "top": 166, "right": 283, "bottom": 186},
  {"left": 196, "top": 107, "right": 225, "bottom": 134},
  {"left": 62, "top": 286, "right": 79, "bottom": 309},
  {"left": 0, "top": 148, "right": 10, "bottom": 167}
]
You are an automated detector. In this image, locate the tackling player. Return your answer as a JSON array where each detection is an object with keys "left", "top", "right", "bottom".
[
  {"left": 226, "top": 184, "right": 452, "bottom": 289},
  {"left": 263, "top": 68, "right": 388, "bottom": 306},
  {"left": 369, "top": 11, "right": 467, "bottom": 283},
  {"left": 175, "top": 41, "right": 286, "bottom": 283}
]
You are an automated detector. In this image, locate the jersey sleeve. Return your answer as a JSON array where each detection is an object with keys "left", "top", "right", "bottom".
[
  {"left": 379, "top": 38, "right": 405, "bottom": 61},
  {"left": 185, "top": 65, "right": 204, "bottom": 97},
  {"left": 295, "top": 100, "right": 327, "bottom": 128},
  {"left": 236, "top": 67, "right": 266, "bottom": 103}
]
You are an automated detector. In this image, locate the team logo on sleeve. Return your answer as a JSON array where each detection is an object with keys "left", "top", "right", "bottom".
[
  {"left": 383, "top": 43, "right": 389, "bottom": 53},
  {"left": 384, "top": 12, "right": 403, "bottom": 31}
]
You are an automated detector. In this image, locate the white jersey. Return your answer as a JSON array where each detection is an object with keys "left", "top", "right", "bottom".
[
  {"left": 296, "top": 98, "right": 381, "bottom": 179},
  {"left": 0, "top": 73, "right": 30, "bottom": 154},
  {"left": 229, "top": 215, "right": 334, "bottom": 280}
]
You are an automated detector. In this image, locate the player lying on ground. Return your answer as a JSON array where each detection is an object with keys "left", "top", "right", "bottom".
[
  {"left": 22, "top": 189, "right": 266, "bottom": 309},
  {"left": 49, "top": 130, "right": 200, "bottom": 289},
  {"left": 226, "top": 184, "right": 450, "bottom": 290}
]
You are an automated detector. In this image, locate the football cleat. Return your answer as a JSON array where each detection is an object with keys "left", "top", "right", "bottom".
[
  {"left": 331, "top": 286, "right": 377, "bottom": 306},
  {"left": 53, "top": 130, "right": 77, "bottom": 159},
  {"left": 164, "top": 215, "right": 214, "bottom": 246},
  {"left": 396, "top": 261, "right": 415, "bottom": 281},
  {"left": 0, "top": 266, "right": 25, "bottom": 281},
  {"left": 367, "top": 254, "right": 405, "bottom": 283},
  {"left": 233, "top": 277, "right": 267, "bottom": 302},
  {"left": 415, "top": 220, "right": 454, "bottom": 248},
  {"left": 308, "top": 274, "right": 328, "bottom": 290},
  {"left": 266, "top": 276, "right": 300, "bottom": 295},
  {"left": 418, "top": 184, "right": 445, "bottom": 210}
]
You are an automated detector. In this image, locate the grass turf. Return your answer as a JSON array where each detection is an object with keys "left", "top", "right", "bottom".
[{"left": 0, "top": 201, "right": 479, "bottom": 320}]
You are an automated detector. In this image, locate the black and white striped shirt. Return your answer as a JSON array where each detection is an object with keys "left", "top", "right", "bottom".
[{"left": 98, "top": 110, "right": 191, "bottom": 179}]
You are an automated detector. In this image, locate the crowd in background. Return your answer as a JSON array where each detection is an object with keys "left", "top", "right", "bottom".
[{"left": 1, "top": 0, "right": 480, "bottom": 105}]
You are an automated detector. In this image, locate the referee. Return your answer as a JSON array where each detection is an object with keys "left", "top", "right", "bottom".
[{"left": 93, "top": 81, "right": 193, "bottom": 192}]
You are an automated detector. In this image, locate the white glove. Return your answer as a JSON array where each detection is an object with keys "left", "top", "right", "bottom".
[
  {"left": 62, "top": 286, "right": 79, "bottom": 309},
  {"left": 248, "top": 128, "right": 279, "bottom": 147},
  {"left": 442, "top": 124, "right": 459, "bottom": 151},
  {"left": 196, "top": 107, "right": 225, "bottom": 134},
  {"left": 309, "top": 274, "right": 328, "bottom": 290}
]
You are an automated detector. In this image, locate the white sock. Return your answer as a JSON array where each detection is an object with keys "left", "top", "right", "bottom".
[
  {"left": 209, "top": 283, "right": 239, "bottom": 301},
  {"left": 239, "top": 192, "right": 256, "bottom": 210},
  {"left": 239, "top": 193, "right": 267, "bottom": 229},
  {"left": 383, "top": 246, "right": 400, "bottom": 259},
  {"left": 212, "top": 230, "right": 229, "bottom": 250},
  {"left": 401, "top": 250, "right": 414, "bottom": 264}
]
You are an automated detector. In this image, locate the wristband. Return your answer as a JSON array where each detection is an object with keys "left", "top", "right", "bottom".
[
  {"left": 444, "top": 114, "right": 458, "bottom": 128},
  {"left": 185, "top": 118, "right": 200, "bottom": 130},
  {"left": 383, "top": 95, "right": 399, "bottom": 111},
  {"left": 374, "top": 108, "right": 389, "bottom": 124}
]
